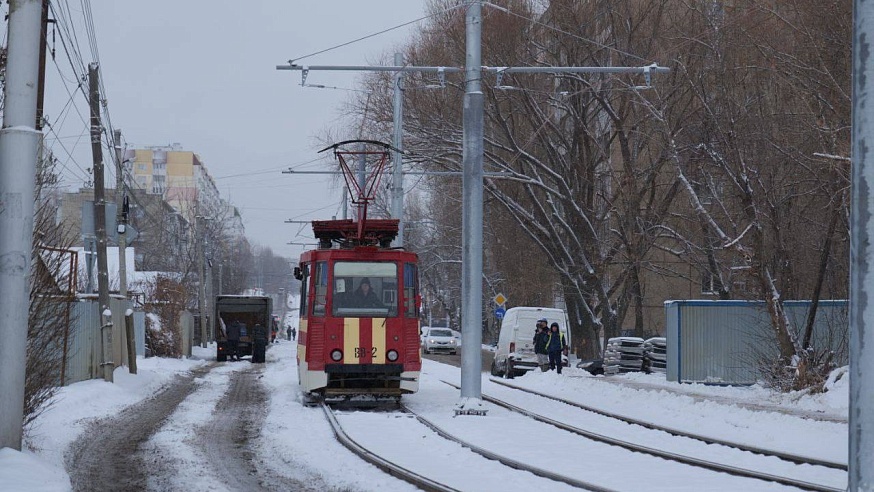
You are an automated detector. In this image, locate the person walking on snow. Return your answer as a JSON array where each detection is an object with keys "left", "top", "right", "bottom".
[
  {"left": 546, "top": 322, "right": 567, "bottom": 374},
  {"left": 533, "top": 318, "right": 550, "bottom": 372}
]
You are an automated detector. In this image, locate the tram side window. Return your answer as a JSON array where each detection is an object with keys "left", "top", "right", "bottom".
[
  {"left": 314, "top": 261, "right": 328, "bottom": 316},
  {"left": 299, "top": 263, "right": 309, "bottom": 318},
  {"left": 404, "top": 263, "right": 419, "bottom": 318}
]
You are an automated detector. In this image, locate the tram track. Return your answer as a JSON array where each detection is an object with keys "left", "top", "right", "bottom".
[
  {"left": 321, "top": 401, "right": 616, "bottom": 492},
  {"left": 320, "top": 402, "right": 458, "bottom": 492},
  {"left": 445, "top": 380, "right": 844, "bottom": 492},
  {"left": 489, "top": 377, "right": 847, "bottom": 471}
]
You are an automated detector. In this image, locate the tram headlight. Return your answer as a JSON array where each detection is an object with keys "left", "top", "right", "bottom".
[
  {"left": 330, "top": 349, "right": 343, "bottom": 361},
  {"left": 387, "top": 350, "right": 399, "bottom": 362}
]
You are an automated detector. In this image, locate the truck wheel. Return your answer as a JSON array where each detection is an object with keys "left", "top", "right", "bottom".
[{"left": 490, "top": 360, "right": 499, "bottom": 376}]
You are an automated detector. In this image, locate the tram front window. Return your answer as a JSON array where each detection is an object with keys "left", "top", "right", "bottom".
[{"left": 332, "top": 261, "right": 398, "bottom": 317}]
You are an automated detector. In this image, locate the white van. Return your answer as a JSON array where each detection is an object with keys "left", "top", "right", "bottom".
[{"left": 490, "top": 306, "right": 571, "bottom": 378}]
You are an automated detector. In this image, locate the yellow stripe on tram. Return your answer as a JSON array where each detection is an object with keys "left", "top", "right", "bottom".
[
  {"left": 344, "top": 318, "right": 359, "bottom": 364},
  {"left": 298, "top": 319, "right": 307, "bottom": 361},
  {"left": 371, "top": 318, "right": 386, "bottom": 364}
]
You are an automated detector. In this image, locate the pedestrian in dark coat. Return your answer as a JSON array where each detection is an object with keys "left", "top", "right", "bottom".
[
  {"left": 533, "top": 318, "right": 549, "bottom": 372},
  {"left": 286, "top": 325, "right": 292, "bottom": 341},
  {"left": 546, "top": 322, "right": 567, "bottom": 374},
  {"left": 227, "top": 320, "right": 242, "bottom": 361}
]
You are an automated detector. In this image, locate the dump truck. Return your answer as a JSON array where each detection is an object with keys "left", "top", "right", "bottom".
[{"left": 215, "top": 295, "right": 273, "bottom": 363}]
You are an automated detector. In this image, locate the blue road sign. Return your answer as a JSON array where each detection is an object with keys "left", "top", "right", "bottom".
[{"left": 495, "top": 307, "right": 506, "bottom": 319}]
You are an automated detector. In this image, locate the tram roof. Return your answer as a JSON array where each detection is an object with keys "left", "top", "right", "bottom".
[{"left": 298, "top": 247, "right": 417, "bottom": 263}]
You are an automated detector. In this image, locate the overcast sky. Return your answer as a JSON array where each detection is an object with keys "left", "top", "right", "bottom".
[{"left": 43, "top": 1, "right": 429, "bottom": 259}]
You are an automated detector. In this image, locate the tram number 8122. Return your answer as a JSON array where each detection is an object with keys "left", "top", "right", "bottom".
[{"left": 354, "top": 347, "right": 377, "bottom": 358}]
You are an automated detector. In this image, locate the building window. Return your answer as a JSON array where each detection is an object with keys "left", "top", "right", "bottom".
[
  {"left": 701, "top": 270, "right": 719, "bottom": 295},
  {"left": 151, "top": 175, "right": 165, "bottom": 194},
  {"left": 730, "top": 265, "right": 751, "bottom": 295}
]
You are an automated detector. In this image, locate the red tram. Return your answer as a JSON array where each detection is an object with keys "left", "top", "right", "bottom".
[{"left": 294, "top": 141, "right": 421, "bottom": 398}]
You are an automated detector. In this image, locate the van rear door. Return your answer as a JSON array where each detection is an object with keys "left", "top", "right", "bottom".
[{"left": 512, "top": 314, "right": 540, "bottom": 358}]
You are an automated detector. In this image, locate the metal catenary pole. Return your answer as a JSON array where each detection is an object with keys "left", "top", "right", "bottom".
[
  {"left": 851, "top": 1, "right": 874, "bottom": 488},
  {"left": 0, "top": 0, "right": 44, "bottom": 451},
  {"left": 391, "top": 52, "right": 405, "bottom": 247},
  {"left": 460, "top": 0, "right": 485, "bottom": 404},
  {"left": 89, "top": 63, "right": 114, "bottom": 383}
]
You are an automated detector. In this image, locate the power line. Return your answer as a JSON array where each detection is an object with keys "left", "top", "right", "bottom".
[
  {"left": 43, "top": 121, "right": 91, "bottom": 182},
  {"left": 213, "top": 156, "right": 325, "bottom": 180},
  {"left": 287, "top": 2, "right": 466, "bottom": 64}
]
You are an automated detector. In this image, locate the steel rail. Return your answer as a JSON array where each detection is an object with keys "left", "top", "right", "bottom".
[
  {"left": 401, "top": 404, "right": 618, "bottom": 492},
  {"left": 321, "top": 403, "right": 460, "bottom": 492},
  {"left": 443, "top": 381, "right": 843, "bottom": 492},
  {"left": 489, "top": 377, "right": 848, "bottom": 471}
]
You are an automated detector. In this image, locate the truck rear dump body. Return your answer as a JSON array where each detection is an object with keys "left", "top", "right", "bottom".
[{"left": 215, "top": 295, "right": 273, "bottom": 362}]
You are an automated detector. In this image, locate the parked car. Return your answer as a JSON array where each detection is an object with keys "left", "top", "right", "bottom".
[
  {"left": 491, "top": 307, "right": 571, "bottom": 378},
  {"left": 423, "top": 328, "right": 458, "bottom": 355},
  {"left": 451, "top": 329, "right": 462, "bottom": 347}
]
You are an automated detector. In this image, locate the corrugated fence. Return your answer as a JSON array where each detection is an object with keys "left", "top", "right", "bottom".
[
  {"left": 63, "top": 297, "right": 145, "bottom": 385},
  {"left": 665, "top": 300, "right": 848, "bottom": 385}
]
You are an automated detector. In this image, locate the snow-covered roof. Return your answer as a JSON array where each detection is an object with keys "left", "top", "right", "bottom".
[{"left": 67, "top": 246, "right": 153, "bottom": 293}]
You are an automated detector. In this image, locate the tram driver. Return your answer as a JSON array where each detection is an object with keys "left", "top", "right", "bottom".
[{"left": 351, "top": 277, "right": 383, "bottom": 309}]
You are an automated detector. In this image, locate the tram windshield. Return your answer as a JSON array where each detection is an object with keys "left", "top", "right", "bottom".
[{"left": 332, "top": 261, "right": 398, "bottom": 317}]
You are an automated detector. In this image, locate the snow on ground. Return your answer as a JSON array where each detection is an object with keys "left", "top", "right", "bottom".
[
  {"left": 502, "top": 366, "right": 848, "bottom": 466},
  {"left": 2, "top": 351, "right": 208, "bottom": 491},
  {"left": 1, "top": 336, "right": 850, "bottom": 491},
  {"left": 143, "top": 362, "right": 251, "bottom": 492},
  {"left": 257, "top": 341, "right": 418, "bottom": 492}
]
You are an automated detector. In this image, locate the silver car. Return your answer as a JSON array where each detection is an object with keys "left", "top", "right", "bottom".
[{"left": 423, "top": 328, "right": 457, "bottom": 355}]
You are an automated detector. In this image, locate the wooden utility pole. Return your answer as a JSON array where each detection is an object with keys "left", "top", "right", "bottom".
[
  {"left": 113, "top": 129, "right": 127, "bottom": 298},
  {"left": 197, "top": 213, "right": 208, "bottom": 348},
  {"left": 35, "top": 0, "right": 49, "bottom": 130},
  {"left": 89, "top": 63, "right": 113, "bottom": 382},
  {"left": 124, "top": 311, "right": 137, "bottom": 374},
  {"left": 114, "top": 128, "right": 136, "bottom": 373}
]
